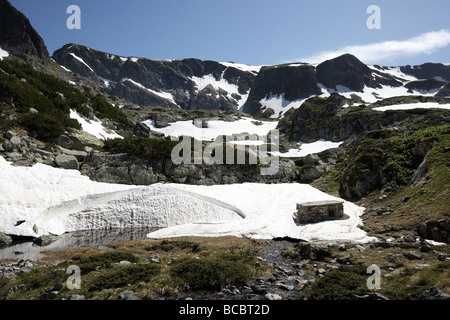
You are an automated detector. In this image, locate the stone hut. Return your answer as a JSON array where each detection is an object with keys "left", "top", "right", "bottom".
[{"left": 294, "top": 200, "right": 344, "bottom": 224}]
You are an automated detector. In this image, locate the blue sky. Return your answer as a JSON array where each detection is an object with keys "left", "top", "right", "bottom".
[{"left": 9, "top": 0, "right": 450, "bottom": 66}]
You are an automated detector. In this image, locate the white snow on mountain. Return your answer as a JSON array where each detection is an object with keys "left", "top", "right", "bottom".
[
  {"left": 69, "top": 52, "right": 94, "bottom": 73},
  {"left": 271, "top": 139, "right": 344, "bottom": 158},
  {"left": 122, "top": 78, "right": 178, "bottom": 106},
  {"left": 220, "top": 62, "right": 261, "bottom": 74},
  {"left": 0, "top": 157, "right": 374, "bottom": 243},
  {"left": 142, "top": 117, "right": 278, "bottom": 141},
  {"left": 373, "top": 102, "right": 450, "bottom": 112},
  {"left": 191, "top": 74, "right": 249, "bottom": 110},
  {"left": 0, "top": 46, "right": 9, "bottom": 60},
  {"left": 259, "top": 94, "right": 311, "bottom": 119},
  {"left": 69, "top": 110, "right": 123, "bottom": 140}
]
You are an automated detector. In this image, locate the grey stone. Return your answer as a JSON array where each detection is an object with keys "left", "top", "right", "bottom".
[
  {"left": 118, "top": 290, "right": 136, "bottom": 300},
  {"left": 55, "top": 154, "right": 79, "bottom": 170},
  {"left": 9, "top": 136, "right": 22, "bottom": 147},
  {"left": 70, "top": 294, "right": 86, "bottom": 300},
  {"left": 404, "top": 251, "right": 422, "bottom": 260},
  {"left": 58, "top": 147, "right": 87, "bottom": 161},
  {"left": 417, "top": 286, "right": 450, "bottom": 300},
  {"left": 2, "top": 141, "right": 14, "bottom": 152},
  {"left": 303, "top": 154, "right": 320, "bottom": 165},
  {"left": 148, "top": 254, "right": 160, "bottom": 263},
  {"left": 335, "top": 252, "right": 351, "bottom": 264},
  {"left": 4, "top": 131, "right": 17, "bottom": 140},
  {"left": 265, "top": 293, "right": 282, "bottom": 300},
  {"left": 57, "top": 135, "right": 74, "bottom": 149},
  {"left": 33, "top": 234, "right": 61, "bottom": 246},
  {"left": 411, "top": 156, "right": 429, "bottom": 186},
  {"left": 296, "top": 242, "right": 331, "bottom": 261},
  {"left": 67, "top": 129, "right": 104, "bottom": 151},
  {"left": 0, "top": 232, "right": 12, "bottom": 246},
  {"left": 251, "top": 285, "right": 267, "bottom": 295}
]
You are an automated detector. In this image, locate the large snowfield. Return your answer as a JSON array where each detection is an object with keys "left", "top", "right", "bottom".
[
  {"left": 142, "top": 117, "right": 279, "bottom": 141},
  {"left": 0, "top": 156, "right": 374, "bottom": 244}
]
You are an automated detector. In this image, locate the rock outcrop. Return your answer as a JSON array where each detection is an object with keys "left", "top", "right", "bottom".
[
  {"left": 0, "top": 0, "right": 50, "bottom": 66},
  {"left": 316, "top": 54, "right": 402, "bottom": 92},
  {"left": 242, "top": 64, "right": 321, "bottom": 116}
]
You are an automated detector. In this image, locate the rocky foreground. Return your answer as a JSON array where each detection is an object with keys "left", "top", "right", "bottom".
[{"left": 1, "top": 236, "right": 449, "bottom": 301}]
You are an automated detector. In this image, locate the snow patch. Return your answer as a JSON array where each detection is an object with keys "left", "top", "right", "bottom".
[
  {"left": 191, "top": 74, "right": 248, "bottom": 109},
  {"left": 69, "top": 110, "right": 123, "bottom": 140},
  {"left": 373, "top": 102, "right": 450, "bottom": 112},
  {"left": 0, "top": 46, "right": 8, "bottom": 60},
  {"left": 142, "top": 117, "right": 278, "bottom": 141},
  {"left": 122, "top": 78, "right": 177, "bottom": 105},
  {"left": 220, "top": 62, "right": 261, "bottom": 74},
  {"left": 259, "top": 94, "right": 309, "bottom": 118},
  {"left": 69, "top": 53, "right": 94, "bottom": 73},
  {"left": 98, "top": 76, "right": 116, "bottom": 87},
  {"left": 270, "top": 139, "right": 344, "bottom": 158}
]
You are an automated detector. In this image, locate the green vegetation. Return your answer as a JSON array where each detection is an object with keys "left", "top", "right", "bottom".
[
  {"left": 146, "top": 240, "right": 202, "bottom": 253},
  {"left": 0, "top": 238, "right": 266, "bottom": 300},
  {"left": 169, "top": 252, "right": 256, "bottom": 291},
  {"left": 71, "top": 251, "right": 139, "bottom": 273},
  {"left": 0, "top": 59, "right": 131, "bottom": 141},
  {"left": 312, "top": 124, "right": 450, "bottom": 200},
  {"left": 103, "top": 136, "right": 179, "bottom": 164},
  {"left": 88, "top": 264, "right": 161, "bottom": 291},
  {"left": 305, "top": 266, "right": 371, "bottom": 300},
  {"left": 382, "top": 260, "right": 450, "bottom": 300}
]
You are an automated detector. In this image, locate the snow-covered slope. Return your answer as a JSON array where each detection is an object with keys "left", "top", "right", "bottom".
[
  {"left": 372, "top": 102, "right": 450, "bottom": 112},
  {"left": 0, "top": 157, "right": 374, "bottom": 243},
  {"left": 142, "top": 117, "right": 278, "bottom": 141},
  {"left": 147, "top": 183, "right": 374, "bottom": 243},
  {"left": 69, "top": 110, "right": 123, "bottom": 140}
]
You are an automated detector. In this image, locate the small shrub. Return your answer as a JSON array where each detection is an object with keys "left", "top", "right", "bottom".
[
  {"left": 88, "top": 264, "right": 161, "bottom": 291},
  {"left": 146, "top": 240, "right": 202, "bottom": 253},
  {"left": 73, "top": 251, "right": 139, "bottom": 273},
  {"left": 307, "top": 266, "right": 370, "bottom": 300},
  {"left": 170, "top": 252, "right": 254, "bottom": 291}
]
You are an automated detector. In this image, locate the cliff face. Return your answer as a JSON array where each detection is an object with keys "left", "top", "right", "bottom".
[
  {"left": 0, "top": 0, "right": 50, "bottom": 66},
  {"left": 315, "top": 53, "right": 403, "bottom": 91},
  {"left": 242, "top": 64, "right": 322, "bottom": 116}
]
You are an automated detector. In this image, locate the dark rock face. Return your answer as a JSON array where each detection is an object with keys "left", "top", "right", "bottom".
[
  {"left": 0, "top": 0, "right": 50, "bottom": 63},
  {"left": 52, "top": 44, "right": 256, "bottom": 111},
  {"left": 401, "top": 63, "right": 450, "bottom": 81},
  {"left": 405, "top": 79, "right": 446, "bottom": 92},
  {"left": 316, "top": 54, "right": 402, "bottom": 92},
  {"left": 242, "top": 65, "right": 321, "bottom": 116},
  {"left": 436, "top": 82, "right": 450, "bottom": 97},
  {"left": 418, "top": 219, "right": 450, "bottom": 244}
]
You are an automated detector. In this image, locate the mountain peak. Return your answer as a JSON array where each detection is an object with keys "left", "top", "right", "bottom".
[{"left": 0, "top": 0, "right": 50, "bottom": 64}]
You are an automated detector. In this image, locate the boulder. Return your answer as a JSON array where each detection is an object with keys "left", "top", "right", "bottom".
[
  {"left": 55, "top": 154, "right": 79, "bottom": 170},
  {"left": 118, "top": 290, "right": 136, "bottom": 300},
  {"left": 67, "top": 129, "right": 104, "bottom": 151},
  {"left": 0, "top": 232, "right": 12, "bottom": 246},
  {"left": 57, "top": 134, "right": 74, "bottom": 149},
  {"left": 33, "top": 234, "right": 61, "bottom": 246},
  {"left": 295, "top": 242, "right": 330, "bottom": 261},
  {"left": 417, "top": 286, "right": 450, "bottom": 300}
]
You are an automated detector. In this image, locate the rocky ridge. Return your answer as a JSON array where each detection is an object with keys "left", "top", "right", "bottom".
[{"left": 52, "top": 44, "right": 257, "bottom": 112}]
